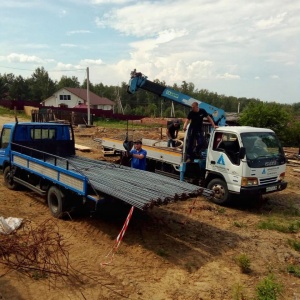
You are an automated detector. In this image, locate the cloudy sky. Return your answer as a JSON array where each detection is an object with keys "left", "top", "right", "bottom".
[{"left": 0, "top": 0, "right": 299, "bottom": 104}]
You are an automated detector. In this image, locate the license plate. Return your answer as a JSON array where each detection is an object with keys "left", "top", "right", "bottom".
[{"left": 266, "top": 185, "right": 277, "bottom": 192}]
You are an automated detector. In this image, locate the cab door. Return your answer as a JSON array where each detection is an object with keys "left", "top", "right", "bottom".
[{"left": 207, "top": 131, "right": 243, "bottom": 194}]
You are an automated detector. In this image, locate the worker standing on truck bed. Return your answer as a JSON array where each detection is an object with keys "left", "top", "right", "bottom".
[
  {"left": 130, "top": 140, "right": 147, "bottom": 170},
  {"left": 167, "top": 119, "right": 180, "bottom": 147},
  {"left": 183, "top": 102, "right": 217, "bottom": 162}
]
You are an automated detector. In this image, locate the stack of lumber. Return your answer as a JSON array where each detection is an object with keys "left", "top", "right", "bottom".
[
  {"left": 75, "top": 144, "right": 91, "bottom": 152},
  {"left": 284, "top": 148, "right": 300, "bottom": 177}
]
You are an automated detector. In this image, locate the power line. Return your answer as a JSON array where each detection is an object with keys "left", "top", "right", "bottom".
[{"left": 0, "top": 65, "right": 35, "bottom": 72}]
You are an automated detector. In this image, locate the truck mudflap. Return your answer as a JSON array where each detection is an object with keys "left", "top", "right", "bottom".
[{"left": 240, "top": 181, "right": 288, "bottom": 197}]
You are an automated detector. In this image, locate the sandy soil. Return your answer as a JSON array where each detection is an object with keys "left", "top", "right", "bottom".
[{"left": 0, "top": 116, "right": 300, "bottom": 300}]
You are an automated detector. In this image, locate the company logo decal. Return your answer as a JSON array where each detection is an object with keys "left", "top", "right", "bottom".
[
  {"left": 262, "top": 168, "right": 266, "bottom": 174},
  {"left": 165, "top": 90, "right": 179, "bottom": 99},
  {"left": 217, "top": 154, "right": 225, "bottom": 166},
  {"left": 265, "top": 161, "right": 277, "bottom": 166}
]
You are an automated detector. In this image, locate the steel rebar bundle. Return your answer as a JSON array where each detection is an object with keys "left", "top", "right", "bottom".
[{"left": 48, "top": 156, "right": 214, "bottom": 210}]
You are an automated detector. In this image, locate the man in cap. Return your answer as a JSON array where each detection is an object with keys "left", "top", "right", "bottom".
[
  {"left": 129, "top": 140, "right": 147, "bottom": 170},
  {"left": 166, "top": 119, "right": 181, "bottom": 147}
]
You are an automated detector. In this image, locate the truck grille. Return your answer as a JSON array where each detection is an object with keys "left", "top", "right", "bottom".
[{"left": 259, "top": 177, "right": 278, "bottom": 185}]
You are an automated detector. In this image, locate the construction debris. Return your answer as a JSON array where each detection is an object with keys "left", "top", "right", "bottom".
[
  {"left": 75, "top": 144, "right": 91, "bottom": 152},
  {"left": 0, "top": 217, "right": 23, "bottom": 235},
  {"left": 0, "top": 219, "right": 80, "bottom": 286}
]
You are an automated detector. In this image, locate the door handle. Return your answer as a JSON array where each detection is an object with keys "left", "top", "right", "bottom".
[{"left": 211, "top": 161, "right": 216, "bottom": 165}]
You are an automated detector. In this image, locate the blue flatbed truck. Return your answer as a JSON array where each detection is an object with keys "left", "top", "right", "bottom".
[{"left": 0, "top": 122, "right": 211, "bottom": 218}]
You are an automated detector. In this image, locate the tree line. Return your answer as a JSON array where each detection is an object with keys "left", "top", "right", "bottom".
[{"left": 0, "top": 66, "right": 299, "bottom": 146}]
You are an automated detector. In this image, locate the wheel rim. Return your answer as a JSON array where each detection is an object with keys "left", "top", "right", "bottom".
[
  {"left": 211, "top": 184, "right": 226, "bottom": 201},
  {"left": 5, "top": 171, "right": 13, "bottom": 186}
]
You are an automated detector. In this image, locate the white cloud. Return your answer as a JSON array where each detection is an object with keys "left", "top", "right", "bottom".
[
  {"left": 6, "top": 53, "right": 44, "bottom": 64},
  {"left": 67, "top": 30, "right": 91, "bottom": 35},
  {"left": 55, "top": 62, "right": 85, "bottom": 71},
  {"left": 156, "top": 29, "right": 188, "bottom": 44},
  {"left": 254, "top": 13, "right": 287, "bottom": 30},
  {"left": 271, "top": 75, "right": 280, "bottom": 79},
  {"left": 80, "top": 59, "right": 104, "bottom": 65},
  {"left": 95, "top": 17, "right": 107, "bottom": 29},
  {"left": 216, "top": 73, "right": 241, "bottom": 80}
]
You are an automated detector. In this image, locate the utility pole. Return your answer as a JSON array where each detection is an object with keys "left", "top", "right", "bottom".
[
  {"left": 87, "top": 67, "right": 91, "bottom": 126},
  {"left": 115, "top": 87, "right": 124, "bottom": 114},
  {"left": 171, "top": 102, "right": 175, "bottom": 117}
]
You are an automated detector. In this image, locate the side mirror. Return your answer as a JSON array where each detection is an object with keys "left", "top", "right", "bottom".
[{"left": 239, "top": 147, "right": 246, "bottom": 159}]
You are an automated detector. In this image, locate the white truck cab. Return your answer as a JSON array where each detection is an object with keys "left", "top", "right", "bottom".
[{"left": 204, "top": 126, "right": 287, "bottom": 204}]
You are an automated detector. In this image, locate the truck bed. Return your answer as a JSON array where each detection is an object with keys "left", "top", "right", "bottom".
[
  {"left": 11, "top": 150, "right": 213, "bottom": 210},
  {"left": 97, "top": 137, "right": 183, "bottom": 165}
]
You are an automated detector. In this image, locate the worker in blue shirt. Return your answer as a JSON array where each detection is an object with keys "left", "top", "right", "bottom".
[{"left": 130, "top": 140, "right": 147, "bottom": 170}]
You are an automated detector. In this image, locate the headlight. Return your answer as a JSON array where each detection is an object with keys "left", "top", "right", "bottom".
[
  {"left": 241, "top": 177, "right": 258, "bottom": 186},
  {"left": 279, "top": 172, "right": 285, "bottom": 181}
]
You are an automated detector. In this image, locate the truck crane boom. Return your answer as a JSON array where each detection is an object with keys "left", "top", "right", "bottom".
[{"left": 127, "top": 69, "right": 227, "bottom": 126}]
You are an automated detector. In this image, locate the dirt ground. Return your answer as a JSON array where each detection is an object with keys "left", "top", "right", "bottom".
[{"left": 0, "top": 116, "right": 300, "bottom": 300}]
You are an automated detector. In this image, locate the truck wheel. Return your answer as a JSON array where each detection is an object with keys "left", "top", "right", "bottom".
[
  {"left": 3, "top": 166, "right": 19, "bottom": 190},
  {"left": 47, "top": 186, "right": 65, "bottom": 218},
  {"left": 207, "top": 178, "right": 230, "bottom": 205}
]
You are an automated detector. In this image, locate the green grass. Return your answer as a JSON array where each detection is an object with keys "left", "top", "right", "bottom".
[
  {"left": 255, "top": 274, "right": 283, "bottom": 300},
  {"left": 0, "top": 106, "right": 30, "bottom": 120},
  {"left": 287, "top": 264, "right": 300, "bottom": 278},
  {"left": 287, "top": 239, "right": 300, "bottom": 252},
  {"left": 235, "top": 253, "right": 251, "bottom": 274},
  {"left": 262, "top": 200, "right": 300, "bottom": 217},
  {"left": 233, "top": 221, "right": 247, "bottom": 228},
  {"left": 0, "top": 106, "right": 12, "bottom": 114},
  {"left": 232, "top": 283, "right": 247, "bottom": 300},
  {"left": 257, "top": 217, "right": 300, "bottom": 233},
  {"left": 93, "top": 118, "right": 160, "bottom": 129},
  {"left": 31, "top": 270, "right": 48, "bottom": 280},
  {"left": 217, "top": 207, "right": 226, "bottom": 214},
  {"left": 156, "top": 248, "right": 169, "bottom": 258}
]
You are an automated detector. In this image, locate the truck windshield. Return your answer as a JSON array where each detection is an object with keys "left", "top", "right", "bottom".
[{"left": 241, "top": 132, "right": 286, "bottom": 168}]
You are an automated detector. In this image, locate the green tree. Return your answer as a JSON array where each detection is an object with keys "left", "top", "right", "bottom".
[
  {"left": 81, "top": 79, "right": 95, "bottom": 93},
  {"left": 57, "top": 76, "right": 80, "bottom": 89},
  {"left": 9, "top": 75, "right": 30, "bottom": 100},
  {"left": 239, "top": 102, "right": 290, "bottom": 141},
  {"left": 0, "top": 76, "right": 9, "bottom": 99},
  {"left": 29, "top": 67, "right": 56, "bottom": 102},
  {"left": 291, "top": 102, "right": 300, "bottom": 115},
  {"left": 284, "top": 119, "right": 300, "bottom": 147}
]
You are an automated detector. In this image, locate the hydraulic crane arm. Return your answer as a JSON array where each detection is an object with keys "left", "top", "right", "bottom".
[{"left": 127, "top": 69, "right": 227, "bottom": 126}]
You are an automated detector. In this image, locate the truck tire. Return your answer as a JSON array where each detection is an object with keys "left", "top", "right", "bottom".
[
  {"left": 3, "top": 166, "right": 19, "bottom": 190},
  {"left": 207, "top": 178, "right": 230, "bottom": 205},
  {"left": 47, "top": 186, "right": 65, "bottom": 218}
]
